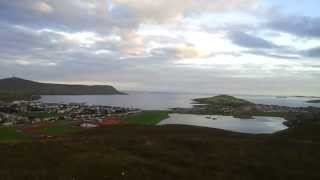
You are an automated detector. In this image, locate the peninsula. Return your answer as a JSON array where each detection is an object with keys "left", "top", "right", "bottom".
[
  {"left": 307, "top": 99, "right": 320, "bottom": 103},
  {"left": 0, "top": 77, "right": 125, "bottom": 102}
]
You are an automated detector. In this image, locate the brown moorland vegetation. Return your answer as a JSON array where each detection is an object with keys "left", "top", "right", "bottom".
[{"left": 0, "top": 123, "right": 319, "bottom": 180}]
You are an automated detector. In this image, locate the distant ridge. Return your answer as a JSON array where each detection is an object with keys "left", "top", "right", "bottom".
[{"left": 0, "top": 77, "right": 125, "bottom": 96}]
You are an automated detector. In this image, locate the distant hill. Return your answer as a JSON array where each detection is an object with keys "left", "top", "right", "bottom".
[
  {"left": 307, "top": 99, "right": 320, "bottom": 103},
  {"left": 0, "top": 77, "right": 125, "bottom": 98}
]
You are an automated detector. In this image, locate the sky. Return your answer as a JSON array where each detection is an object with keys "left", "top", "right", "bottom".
[{"left": 0, "top": 0, "right": 320, "bottom": 96}]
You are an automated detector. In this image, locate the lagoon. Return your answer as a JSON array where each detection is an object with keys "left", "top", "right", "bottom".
[{"left": 158, "top": 113, "right": 288, "bottom": 134}]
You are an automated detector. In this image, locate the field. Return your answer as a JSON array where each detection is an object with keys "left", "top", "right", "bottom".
[
  {"left": 18, "top": 111, "right": 57, "bottom": 118},
  {"left": 35, "top": 122, "right": 82, "bottom": 136},
  {"left": 0, "top": 124, "right": 319, "bottom": 179},
  {"left": 0, "top": 93, "right": 40, "bottom": 103},
  {"left": 123, "top": 111, "right": 169, "bottom": 125},
  {"left": 0, "top": 122, "right": 82, "bottom": 141},
  {"left": 0, "top": 127, "right": 28, "bottom": 141}
]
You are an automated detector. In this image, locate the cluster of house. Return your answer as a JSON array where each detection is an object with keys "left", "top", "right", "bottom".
[
  {"left": 0, "top": 112, "right": 28, "bottom": 126},
  {"left": 0, "top": 101, "right": 141, "bottom": 127},
  {"left": 254, "top": 104, "right": 310, "bottom": 113}
]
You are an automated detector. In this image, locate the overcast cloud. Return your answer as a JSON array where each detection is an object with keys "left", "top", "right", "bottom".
[{"left": 0, "top": 0, "right": 320, "bottom": 95}]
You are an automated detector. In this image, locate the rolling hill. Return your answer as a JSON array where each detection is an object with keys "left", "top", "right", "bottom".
[
  {"left": 193, "top": 95, "right": 253, "bottom": 107},
  {"left": 0, "top": 77, "right": 125, "bottom": 101}
]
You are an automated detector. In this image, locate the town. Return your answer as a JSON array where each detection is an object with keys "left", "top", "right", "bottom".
[{"left": 0, "top": 100, "right": 141, "bottom": 128}]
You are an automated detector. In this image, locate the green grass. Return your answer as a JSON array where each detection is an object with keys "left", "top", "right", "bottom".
[
  {"left": 38, "top": 122, "right": 82, "bottom": 136},
  {"left": 0, "top": 122, "right": 82, "bottom": 142},
  {"left": 123, "top": 111, "right": 169, "bottom": 125},
  {"left": 18, "top": 111, "right": 56, "bottom": 119},
  {"left": 231, "top": 111, "right": 290, "bottom": 119},
  {"left": 250, "top": 111, "right": 289, "bottom": 118},
  {"left": 194, "top": 95, "right": 252, "bottom": 107},
  {"left": 0, "top": 93, "right": 40, "bottom": 102},
  {"left": 0, "top": 127, "right": 29, "bottom": 141}
]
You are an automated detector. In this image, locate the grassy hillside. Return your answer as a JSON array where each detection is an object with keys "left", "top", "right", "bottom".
[
  {"left": 0, "top": 93, "right": 40, "bottom": 102},
  {"left": 0, "top": 77, "right": 125, "bottom": 98},
  {"left": 0, "top": 127, "right": 29, "bottom": 141},
  {"left": 123, "top": 111, "right": 169, "bottom": 125},
  {"left": 193, "top": 95, "right": 253, "bottom": 107},
  {"left": 307, "top": 99, "right": 320, "bottom": 103},
  {"left": 0, "top": 124, "right": 319, "bottom": 179}
]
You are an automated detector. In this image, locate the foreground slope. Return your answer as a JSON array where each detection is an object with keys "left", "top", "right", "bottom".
[{"left": 0, "top": 124, "right": 319, "bottom": 180}]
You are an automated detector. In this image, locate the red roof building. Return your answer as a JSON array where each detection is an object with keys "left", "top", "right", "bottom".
[{"left": 98, "top": 118, "right": 125, "bottom": 126}]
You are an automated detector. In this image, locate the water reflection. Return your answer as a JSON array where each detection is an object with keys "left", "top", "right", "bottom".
[{"left": 158, "top": 113, "right": 288, "bottom": 134}]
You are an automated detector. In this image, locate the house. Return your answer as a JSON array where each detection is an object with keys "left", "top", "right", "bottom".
[
  {"left": 98, "top": 118, "right": 125, "bottom": 126},
  {"left": 2, "top": 122, "right": 13, "bottom": 126},
  {"left": 80, "top": 123, "right": 98, "bottom": 128}
]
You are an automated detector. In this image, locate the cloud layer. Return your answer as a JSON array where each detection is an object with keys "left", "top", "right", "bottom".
[{"left": 0, "top": 0, "right": 320, "bottom": 95}]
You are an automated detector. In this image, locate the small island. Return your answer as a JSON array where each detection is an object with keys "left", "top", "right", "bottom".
[
  {"left": 194, "top": 95, "right": 253, "bottom": 107},
  {"left": 173, "top": 95, "right": 320, "bottom": 127}
]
